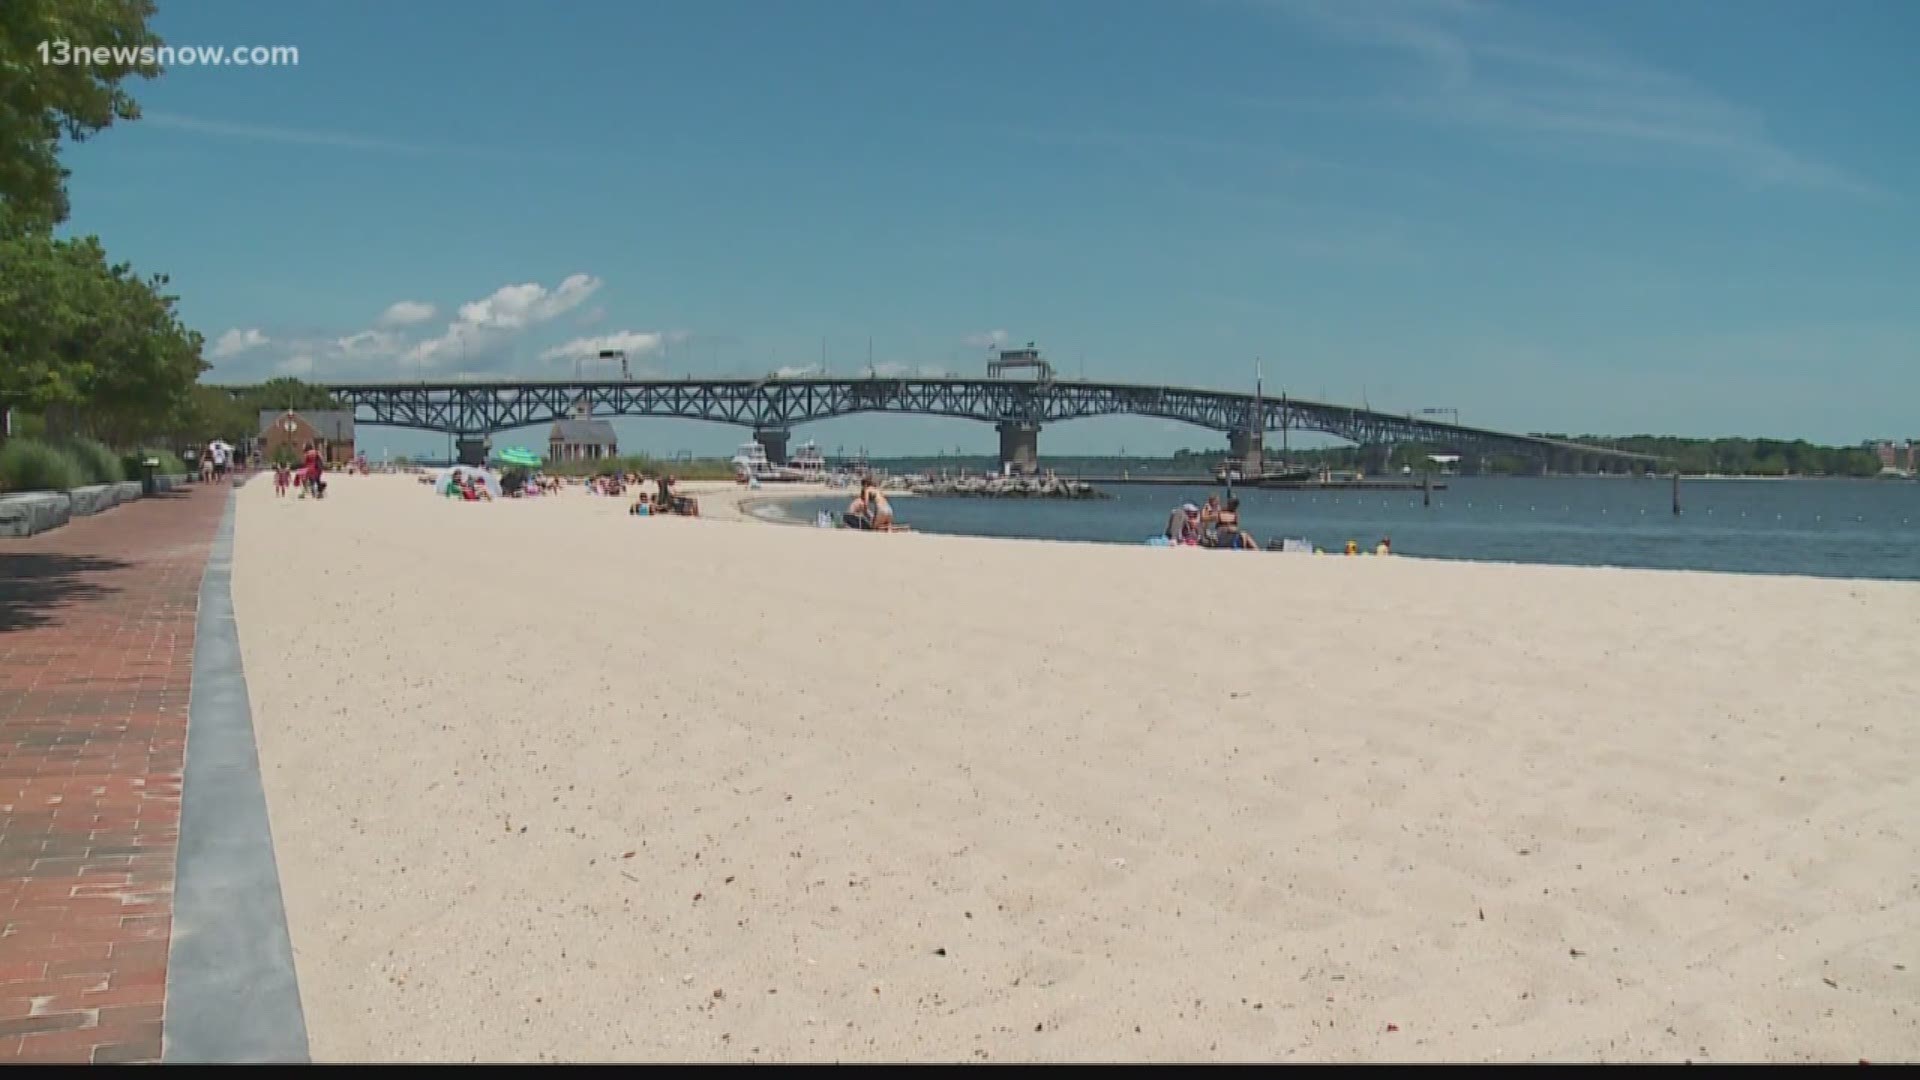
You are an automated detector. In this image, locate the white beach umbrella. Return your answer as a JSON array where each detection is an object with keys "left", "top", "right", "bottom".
[{"left": 434, "top": 466, "right": 501, "bottom": 498}]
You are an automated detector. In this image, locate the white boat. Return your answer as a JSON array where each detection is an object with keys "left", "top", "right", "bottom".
[
  {"left": 730, "top": 441, "right": 807, "bottom": 483},
  {"left": 789, "top": 440, "right": 829, "bottom": 480}
]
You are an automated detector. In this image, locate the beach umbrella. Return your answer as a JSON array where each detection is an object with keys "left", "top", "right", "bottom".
[{"left": 494, "top": 447, "right": 542, "bottom": 468}]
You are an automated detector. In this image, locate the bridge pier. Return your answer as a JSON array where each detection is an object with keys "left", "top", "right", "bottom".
[
  {"left": 1228, "top": 429, "right": 1264, "bottom": 475},
  {"left": 754, "top": 428, "right": 791, "bottom": 466},
  {"left": 1360, "top": 444, "right": 1392, "bottom": 477},
  {"left": 996, "top": 421, "right": 1041, "bottom": 476},
  {"left": 456, "top": 437, "right": 489, "bottom": 467}
]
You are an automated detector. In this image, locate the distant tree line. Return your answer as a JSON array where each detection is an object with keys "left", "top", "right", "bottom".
[
  {"left": 880, "top": 438, "right": 1885, "bottom": 479},
  {"left": 1539, "top": 436, "right": 1882, "bottom": 477}
]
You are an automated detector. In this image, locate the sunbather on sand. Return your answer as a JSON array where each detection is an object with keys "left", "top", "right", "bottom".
[{"left": 863, "top": 480, "right": 911, "bottom": 532}]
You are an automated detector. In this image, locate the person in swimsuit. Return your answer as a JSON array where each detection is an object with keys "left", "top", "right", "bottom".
[
  {"left": 1217, "top": 497, "right": 1257, "bottom": 550},
  {"left": 1166, "top": 502, "right": 1200, "bottom": 544},
  {"left": 844, "top": 489, "right": 873, "bottom": 530}
]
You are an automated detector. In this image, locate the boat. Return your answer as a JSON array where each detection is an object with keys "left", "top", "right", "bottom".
[
  {"left": 730, "top": 441, "right": 807, "bottom": 484},
  {"left": 834, "top": 447, "right": 871, "bottom": 479},
  {"left": 1213, "top": 459, "right": 1315, "bottom": 485},
  {"left": 789, "top": 440, "right": 829, "bottom": 480}
]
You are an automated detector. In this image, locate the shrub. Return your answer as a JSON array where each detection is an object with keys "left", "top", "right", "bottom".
[
  {"left": 120, "top": 449, "right": 188, "bottom": 478},
  {"left": 64, "top": 438, "right": 125, "bottom": 485},
  {"left": 0, "top": 439, "right": 85, "bottom": 493}
]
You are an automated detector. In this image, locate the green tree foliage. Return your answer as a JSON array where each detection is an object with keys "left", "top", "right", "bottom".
[
  {"left": 0, "top": 0, "right": 210, "bottom": 453},
  {"left": 1544, "top": 435, "right": 1883, "bottom": 477},
  {"left": 0, "top": 229, "right": 207, "bottom": 445},
  {"left": 241, "top": 377, "right": 342, "bottom": 412},
  {"left": 0, "top": 0, "right": 163, "bottom": 232},
  {"left": 150, "top": 378, "right": 346, "bottom": 450},
  {"left": 1161, "top": 438, "right": 1881, "bottom": 477}
]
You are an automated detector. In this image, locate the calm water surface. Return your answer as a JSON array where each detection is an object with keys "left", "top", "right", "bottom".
[{"left": 782, "top": 477, "right": 1920, "bottom": 581}]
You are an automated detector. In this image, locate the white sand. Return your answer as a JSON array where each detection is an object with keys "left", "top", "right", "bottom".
[{"left": 231, "top": 473, "right": 1920, "bottom": 1063}]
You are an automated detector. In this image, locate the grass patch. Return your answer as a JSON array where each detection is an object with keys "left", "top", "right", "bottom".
[
  {"left": 0, "top": 439, "right": 85, "bottom": 493},
  {"left": 63, "top": 438, "right": 125, "bottom": 485}
]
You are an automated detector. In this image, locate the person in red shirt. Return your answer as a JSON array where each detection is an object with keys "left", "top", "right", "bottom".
[{"left": 301, "top": 443, "right": 326, "bottom": 498}]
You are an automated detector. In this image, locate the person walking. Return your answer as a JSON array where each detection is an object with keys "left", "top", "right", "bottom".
[{"left": 301, "top": 442, "right": 326, "bottom": 498}]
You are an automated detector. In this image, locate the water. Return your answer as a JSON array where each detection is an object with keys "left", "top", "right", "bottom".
[{"left": 783, "top": 477, "right": 1920, "bottom": 581}]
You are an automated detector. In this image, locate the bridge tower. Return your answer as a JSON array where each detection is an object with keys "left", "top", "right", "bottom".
[
  {"left": 754, "top": 428, "right": 791, "bottom": 465},
  {"left": 996, "top": 420, "right": 1041, "bottom": 476},
  {"left": 1228, "top": 428, "right": 1264, "bottom": 475},
  {"left": 456, "top": 437, "right": 489, "bottom": 467},
  {"left": 1228, "top": 361, "right": 1267, "bottom": 475}
]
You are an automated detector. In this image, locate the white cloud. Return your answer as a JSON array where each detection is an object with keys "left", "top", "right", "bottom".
[
  {"left": 377, "top": 300, "right": 436, "bottom": 327},
  {"left": 333, "top": 329, "right": 404, "bottom": 359},
  {"left": 576, "top": 306, "right": 607, "bottom": 328},
  {"left": 206, "top": 274, "right": 686, "bottom": 383},
  {"left": 774, "top": 364, "right": 824, "bottom": 378},
  {"left": 210, "top": 327, "right": 269, "bottom": 359},
  {"left": 405, "top": 274, "right": 604, "bottom": 369},
  {"left": 962, "top": 329, "right": 1009, "bottom": 349},
  {"left": 537, "top": 329, "right": 678, "bottom": 368},
  {"left": 1262, "top": 0, "right": 1879, "bottom": 197},
  {"left": 142, "top": 111, "right": 467, "bottom": 156}
]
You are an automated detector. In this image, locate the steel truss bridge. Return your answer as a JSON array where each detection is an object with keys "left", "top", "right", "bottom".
[{"left": 271, "top": 376, "right": 1658, "bottom": 473}]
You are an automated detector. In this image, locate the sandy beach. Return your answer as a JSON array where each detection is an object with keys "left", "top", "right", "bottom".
[{"left": 229, "top": 472, "right": 1920, "bottom": 1062}]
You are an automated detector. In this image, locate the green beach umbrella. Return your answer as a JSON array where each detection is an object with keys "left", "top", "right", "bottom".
[{"left": 494, "top": 447, "right": 542, "bottom": 467}]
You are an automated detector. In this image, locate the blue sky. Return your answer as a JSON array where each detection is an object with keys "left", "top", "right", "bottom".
[{"left": 59, "top": 0, "right": 1920, "bottom": 457}]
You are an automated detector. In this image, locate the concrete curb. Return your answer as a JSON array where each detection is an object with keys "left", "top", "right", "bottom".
[
  {"left": 69, "top": 483, "right": 117, "bottom": 516},
  {"left": 2, "top": 478, "right": 171, "bottom": 536},
  {"left": 0, "top": 491, "right": 73, "bottom": 537},
  {"left": 164, "top": 488, "right": 311, "bottom": 1063}
]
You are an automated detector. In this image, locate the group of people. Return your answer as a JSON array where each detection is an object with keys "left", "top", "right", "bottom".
[
  {"left": 628, "top": 473, "right": 700, "bottom": 517},
  {"left": 446, "top": 472, "right": 493, "bottom": 501},
  {"left": 843, "top": 477, "right": 907, "bottom": 531},
  {"left": 1165, "top": 494, "right": 1258, "bottom": 550},
  {"left": 199, "top": 439, "right": 236, "bottom": 483},
  {"left": 507, "top": 473, "right": 563, "bottom": 496},
  {"left": 586, "top": 474, "right": 632, "bottom": 497},
  {"left": 272, "top": 442, "right": 329, "bottom": 499}
]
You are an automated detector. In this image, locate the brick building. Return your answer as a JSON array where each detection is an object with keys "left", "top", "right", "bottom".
[{"left": 259, "top": 410, "right": 356, "bottom": 466}]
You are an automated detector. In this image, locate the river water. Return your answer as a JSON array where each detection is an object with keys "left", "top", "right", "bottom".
[{"left": 778, "top": 476, "right": 1920, "bottom": 581}]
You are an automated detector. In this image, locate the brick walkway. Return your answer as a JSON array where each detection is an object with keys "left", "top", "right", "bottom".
[{"left": 0, "top": 483, "right": 228, "bottom": 1063}]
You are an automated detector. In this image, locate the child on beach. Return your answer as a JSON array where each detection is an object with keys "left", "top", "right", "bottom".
[{"left": 274, "top": 464, "right": 291, "bottom": 497}]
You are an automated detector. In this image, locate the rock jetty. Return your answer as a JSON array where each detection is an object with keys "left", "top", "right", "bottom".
[{"left": 901, "top": 474, "right": 1108, "bottom": 499}]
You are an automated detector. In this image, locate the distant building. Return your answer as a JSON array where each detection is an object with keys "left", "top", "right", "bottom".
[
  {"left": 1869, "top": 439, "right": 1916, "bottom": 473},
  {"left": 260, "top": 410, "right": 356, "bottom": 466},
  {"left": 548, "top": 401, "right": 618, "bottom": 463},
  {"left": 1868, "top": 439, "right": 1917, "bottom": 473}
]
